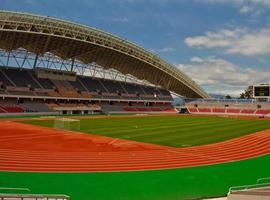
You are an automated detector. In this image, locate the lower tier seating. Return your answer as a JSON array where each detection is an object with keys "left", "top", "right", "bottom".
[
  {"left": 0, "top": 104, "right": 24, "bottom": 113},
  {"left": 188, "top": 107, "right": 270, "bottom": 115}
]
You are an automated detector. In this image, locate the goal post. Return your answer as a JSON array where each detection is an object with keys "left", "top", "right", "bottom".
[{"left": 54, "top": 118, "right": 80, "bottom": 131}]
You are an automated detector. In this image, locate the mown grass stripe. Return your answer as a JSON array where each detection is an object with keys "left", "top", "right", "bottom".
[{"left": 23, "top": 115, "right": 270, "bottom": 147}]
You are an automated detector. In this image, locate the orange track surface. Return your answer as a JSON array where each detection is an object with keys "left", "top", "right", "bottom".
[{"left": 0, "top": 119, "right": 270, "bottom": 172}]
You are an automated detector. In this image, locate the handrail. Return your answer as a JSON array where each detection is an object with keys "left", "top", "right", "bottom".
[
  {"left": 257, "top": 177, "right": 270, "bottom": 184},
  {"left": 0, "top": 187, "right": 30, "bottom": 192},
  {"left": 0, "top": 193, "right": 70, "bottom": 199},
  {"left": 229, "top": 182, "right": 270, "bottom": 193}
]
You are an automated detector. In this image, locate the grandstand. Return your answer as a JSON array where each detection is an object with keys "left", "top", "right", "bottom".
[
  {"left": 0, "top": 10, "right": 209, "bottom": 115},
  {"left": 184, "top": 98, "right": 270, "bottom": 117},
  {"left": 0, "top": 66, "right": 175, "bottom": 114}
]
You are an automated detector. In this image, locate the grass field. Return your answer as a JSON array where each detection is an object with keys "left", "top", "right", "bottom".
[
  {"left": 1, "top": 154, "right": 270, "bottom": 200},
  {"left": 23, "top": 115, "right": 270, "bottom": 147}
]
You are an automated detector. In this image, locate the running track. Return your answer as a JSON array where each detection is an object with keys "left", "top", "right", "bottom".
[{"left": 0, "top": 119, "right": 270, "bottom": 172}]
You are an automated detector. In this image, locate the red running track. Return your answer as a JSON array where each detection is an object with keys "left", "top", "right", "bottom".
[{"left": 0, "top": 120, "right": 270, "bottom": 172}]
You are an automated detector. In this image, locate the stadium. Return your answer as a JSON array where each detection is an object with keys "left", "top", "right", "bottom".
[{"left": 0, "top": 10, "right": 270, "bottom": 200}]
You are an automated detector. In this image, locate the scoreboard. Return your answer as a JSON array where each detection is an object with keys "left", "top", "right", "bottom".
[{"left": 253, "top": 85, "right": 270, "bottom": 98}]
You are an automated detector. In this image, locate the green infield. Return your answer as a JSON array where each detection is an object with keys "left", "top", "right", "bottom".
[
  {"left": 1, "top": 154, "right": 270, "bottom": 200},
  {"left": 23, "top": 115, "right": 270, "bottom": 147}
]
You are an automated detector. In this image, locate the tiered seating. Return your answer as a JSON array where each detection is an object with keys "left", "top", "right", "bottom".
[
  {"left": 226, "top": 108, "right": 241, "bottom": 113},
  {"left": 0, "top": 70, "right": 14, "bottom": 86},
  {"left": 0, "top": 104, "right": 24, "bottom": 113},
  {"left": 197, "top": 108, "right": 211, "bottom": 112},
  {"left": 122, "top": 106, "right": 175, "bottom": 112},
  {"left": 3, "top": 68, "right": 40, "bottom": 88},
  {"left": 241, "top": 109, "right": 256, "bottom": 114},
  {"left": 188, "top": 107, "right": 198, "bottom": 112},
  {"left": 122, "top": 82, "right": 143, "bottom": 94},
  {"left": 255, "top": 110, "right": 270, "bottom": 115},
  {"left": 79, "top": 77, "right": 107, "bottom": 93},
  {"left": 0, "top": 67, "right": 173, "bottom": 101},
  {"left": 162, "top": 108, "right": 176, "bottom": 112},
  {"left": 38, "top": 78, "right": 55, "bottom": 89},
  {"left": 123, "top": 107, "right": 137, "bottom": 111},
  {"left": 51, "top": 80, "right": 82, "bottom": 98},
  {"left": 158, "top": 89, "right": 172, "bottom": 100},
  {"left": 69, "top": 79, "right": 87, "bottom": 92},
  {"left": 48, "top": 90, "right": 61, "bottom": 97},
  {"left": 81, "top": 91, "right": 92, "bottom": 98},
  {"left": 212, "top": 108, "right": 225, "bottom": 113},
  {"left": 136, "top": 107, "right": 151, "bottom": 111},
  {"left": 150, "top": 107, "right": 162, "bottom": 111},
  {"left": 0, "top": 107, "right": 6, "bottom": 113},
  {"left": 186, "top": 99, "right": 270, "bottom": 116},
  {"left": 47, "top": 103, "right": 99, "bottom": 109},
  {"left": 102, "top": 79, "right": 126, "bottom": 94},
  {"left": 20, "top": 103, "right": 52, "bottom": 112}
]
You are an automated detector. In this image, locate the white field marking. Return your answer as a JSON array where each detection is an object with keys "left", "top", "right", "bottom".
[
  {"left": 167, "top": 149, "right": 229, "bottom": 162},
  {"left": 56, "top": 118, "right": 80, "bottom": 122},
  {"left": 112, "top": 141, "right": 137, "bottom": 146},
  {"left": 39, "top": 116, "right": 56, "bottom": 119},
  {"left": 108, "top": 138, "right": 119, "bottom": 145}
]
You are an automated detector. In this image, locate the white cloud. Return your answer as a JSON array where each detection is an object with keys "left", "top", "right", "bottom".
[
  {"left": 98, "top": 16, "right": 129, "bottom": 23},
  {"left": 176, "top": 57, "right": 270, "bottom": 96},
  {"left": 110, "top": 17, "right": 129, "bottom": 23},
  {"left": 185, "top": 27, "right": 270, "bottom": 56},
  {"left": 199, "top": 0, "right": 270, "bottom": 14},
  {"left": 190, "top": 56, "right": 204, "bottom": 63},
  {"left": 151, "top": 47, "right": 175, "bottom": 53},
  {"left": 159, "top": 47, "right": 175, "bottom": 52},
  {"left": 239, "top": 5, "right": 254, "bottom": 13}
]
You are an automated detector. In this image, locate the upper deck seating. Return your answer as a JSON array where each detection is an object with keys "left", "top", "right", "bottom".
[
  {"left": 51, "top": 80, "right": 82, "bottom": 98},
  {"left": 102, "top": 79, "right": 126, "bottom": 94},
  {"left": 69, "top": 79, "right": 87, "bottom": 91},
  {"left": 122, "top": 82, "right": 144, "bottom": 94},
  {"left": 38, "top": 78, "right": 55, "bottom": 89},
  {"left": 141, "top": 86, "right": 159, "bottom": 96},
  {"left": 0, "top": 67, "right": 173, "bottom": 101},
  {"left": 0, "top": 70, "right": 14, "bottom": 86},
  {"left": 3, "top": 68, "right": 40, "bottom": 88},
  {"left": 78, "top": 77, "right": 107, "bottom": 93},
  {"left": 158, "top": 89, "right": 172, "bottom": 99}
]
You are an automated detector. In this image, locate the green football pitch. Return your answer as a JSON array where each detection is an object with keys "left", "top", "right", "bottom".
[
  {"left": 23, "top": 115, "right": 270, "bottom": 147},
  {"left": 1, "top": 154, "right": 270, "bottom": 200}
]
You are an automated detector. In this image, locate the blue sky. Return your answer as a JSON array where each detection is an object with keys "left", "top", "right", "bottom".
[{"left": 1, "top": 0, "right": 270, "bottom": 96}]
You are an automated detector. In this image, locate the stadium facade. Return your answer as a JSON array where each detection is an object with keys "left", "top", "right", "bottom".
[{"left": 0, "top": 10, "right": 208, "bottom": 115}]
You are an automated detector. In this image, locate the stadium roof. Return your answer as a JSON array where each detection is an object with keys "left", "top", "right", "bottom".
[{"left": 0, "top": 10, "right": 209, "bottom": 98}]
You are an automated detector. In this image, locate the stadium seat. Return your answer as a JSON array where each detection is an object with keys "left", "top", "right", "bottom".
[
  {"left": 241, "top": 109, "right": 256, "bottom": 114},
  {"left": 226, "top": 108, "right": 241, "bottom": 113},
  {"left": 198, "top": 108, "right": 211, "bottom": 112},
  {"left": 212, "top": 108, "right": 226, "bottom": 113}
]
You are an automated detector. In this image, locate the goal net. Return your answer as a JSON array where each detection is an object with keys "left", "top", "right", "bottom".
[{"left": 54, "top": 118, "right": 81, "bottom": 131}]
